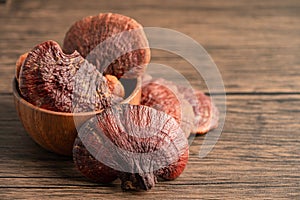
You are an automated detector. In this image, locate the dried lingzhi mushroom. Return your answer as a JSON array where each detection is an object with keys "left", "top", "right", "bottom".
[
  {"left": 141, "top": 78, "right": 195, "bottom": 138},
  {"left": 18, "top": 40, "right": 117, "bottom": 112},
  {"left": 63, "top": 13, "right": 150, "bottom": 79},
  {"left": 73, "top": 104, "right": 189, "bottom": 191},
  {"left": 178, "top": 86, "right": 219, "bottom": 134},
  {"left": 141, "top": 77, "right": 219, "bottom": 135}
]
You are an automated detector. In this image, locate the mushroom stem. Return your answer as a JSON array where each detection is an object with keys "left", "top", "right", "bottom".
[{"left": 119, "top": 172, "right": 157, "bottom": 191}]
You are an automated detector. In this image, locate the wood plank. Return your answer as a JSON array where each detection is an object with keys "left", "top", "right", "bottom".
[
  {"left": 0, "top": 94, "right": 299, "bottom": 198},
  {"left": 1, "top": 0, "right": 300, "bottom": 93},
  {"left": 1, "top": 183, "right": 298, "bottom": 199}
]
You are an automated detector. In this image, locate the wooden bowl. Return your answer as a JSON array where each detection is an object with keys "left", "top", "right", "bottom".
[{"left": 12, "top": 78, "right": 141, "bottom": 156}]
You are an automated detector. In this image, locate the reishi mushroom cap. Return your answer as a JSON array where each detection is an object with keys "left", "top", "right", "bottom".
[
  {"left": 73, "top": 104, "right": 189, "bottom": 191},
  {"left": 18, "top": 40, "right": 124, "bottom": 113},
  {"left": 63, "top": 13, "right": 151, "bottom": 79}
]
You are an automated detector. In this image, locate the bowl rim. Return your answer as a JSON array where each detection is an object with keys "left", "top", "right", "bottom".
[{"left": 12, "top": 77, "right": 141, "bottom": 117}]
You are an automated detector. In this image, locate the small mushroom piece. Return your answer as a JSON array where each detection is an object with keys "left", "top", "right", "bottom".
[
  {"left": 105, "top": 74, "right": 125, "bottom": 105},
  {"left": 19, "top": 40, "right": 112, "bottom": 112},
  {"left": 63, "top": 13, "right": 150, "bottom": 79},
  {"left": 73, "top": 104, "right": 189, "bottom": 191},
  {"left": 105, "top": 74, "right": 125, "bottom": 98}
]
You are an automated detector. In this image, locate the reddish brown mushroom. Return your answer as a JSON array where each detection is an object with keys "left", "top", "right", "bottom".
[
  {"left": 73, "top": 104, "right": 189, "bottom": 191},
  {"left": 18, "top": 40, "right": 114, "bottom": 113},
  {"left": 63, "top": 13, "right": 150, "bottom": 79},
  {"left": 141, "top": 78, "right": 195, "bottom": 138},
  {"left": 141, "top": 77, "right": 219, "bottom": 136},
  {"left": 178, "top": 86, "right": 219, "bottom": 134}
]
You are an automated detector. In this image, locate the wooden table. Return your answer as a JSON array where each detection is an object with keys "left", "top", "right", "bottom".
[{"left": 1, "top": 0, "right": 299, "bottom": 199}]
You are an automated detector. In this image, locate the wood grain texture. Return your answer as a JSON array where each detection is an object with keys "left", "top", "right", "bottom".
[
  {"left": 1, "top": 0, "right": 300, "bottom": 93},
  {"left": 0, "top": 0, "right": 299, "bottom": 199},
  {"left": 1, "top": 94, "right": 299, "bottom": 199}
]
